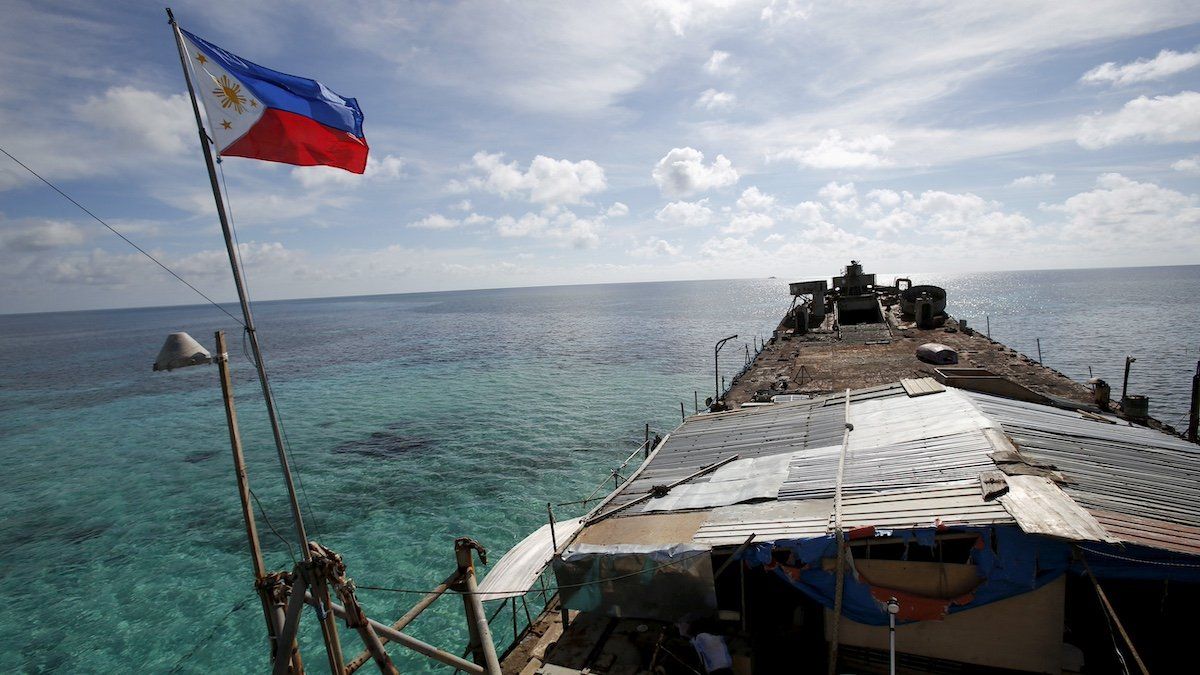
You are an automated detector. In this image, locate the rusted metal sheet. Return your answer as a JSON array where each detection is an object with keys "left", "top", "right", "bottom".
[
  {"left": 997, "top": 475, "right": 1117, "bottom": 543},
  {"left": 968, "top": 391, "right": 1200, "bottom": 553},
  {"left": 1090, "top": 509, "right": 1200, "bottom": 556}
]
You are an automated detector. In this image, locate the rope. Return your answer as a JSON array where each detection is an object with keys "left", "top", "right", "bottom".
[
  {"left": 218, "top": 160, "right": 324, "bottom": 542},
  {"left": 1077, "top": 545, "right": 1200, "bottom": 568},
  {"left": 168, "top": 594, "right": 254, "bottom": 673},
  {"left": 250, "top": 487, "right": 297, "bottom": 566},
  {"left": 356, "top": 549, "right": 712, "bottom": 597},
  {"left": 0, "top": 145, "right": 245, "bottom": 328}
]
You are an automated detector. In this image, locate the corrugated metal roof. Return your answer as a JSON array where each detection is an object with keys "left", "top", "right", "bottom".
[
  {"left": 591, "top": 396, "right": 847, "bottom": 518},
  {"left": 577, "top": 381, "right": 1200, "bottom": 558},
  {"left": 780, "top": 390, "right": 996, "bottom": 501},
  {"left": 966, "top": 392, "right": 1200, "bottom": 555},
  {"left": 839, "top": 484, "right": 1012, "bottom": 530}
]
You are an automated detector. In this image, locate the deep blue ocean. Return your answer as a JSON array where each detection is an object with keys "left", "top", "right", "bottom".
[{"left": 2, "top": 267, "right": 1198, "bottom": 673}]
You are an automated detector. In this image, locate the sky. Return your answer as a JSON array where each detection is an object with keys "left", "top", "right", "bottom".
[{"left": 1, "top": 0, "right": 1199, "bottom": 313}]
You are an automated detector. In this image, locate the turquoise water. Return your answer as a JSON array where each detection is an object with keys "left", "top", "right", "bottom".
[{"left": 1, "top": 268, "right": 1197, "bottom": 673}]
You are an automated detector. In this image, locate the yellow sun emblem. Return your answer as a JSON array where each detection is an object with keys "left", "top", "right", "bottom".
[{"left": 212, "top": 75, "right": 247, "bottom": 114}]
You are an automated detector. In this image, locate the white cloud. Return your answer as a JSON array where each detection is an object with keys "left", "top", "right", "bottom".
[
  {"left": 0, "top": 219, "right": 88, "bottom": 251},
  {"left": 695, "top": 88, "right": 736, "bottom": 111},
  {"left": 1077, "top": 91, "right": 1200, "bottom": 149},
  {"left": 1009, "top": 173, "right": 1056, "bottom": 187},
  {"left": 722, "top": 212, "right": 774, "bottom": 234},
  {"left": 1043, "top": 173, "right": 1200, "bottom": 250},
  {"left": 655, "top": 199, "right": 715, "bottom": 228},
  {"left": 408, "top": 214, "right": 460, "bottom": 230},
  {"left": 736, "top": 186, "right": 775, "bottom": 211},
  {"left": 629, "top": 237, "right": 682, "bottom": 258},
  {"left": 703, "top": 50, "right": 737, "bottom": 75},
  {"left": 74, "top": 86, "right": 191, "bottom": 156},
  {"left": 461, "top": 152, "right": 607, "bottom": 205},
  {"left": 770, "top": 130, "right": 894, "bottom": 169},
  {"left": 292, "top": 154, "right": 405, "bottom": 188},
  {"left": 606, "top": 202, "right": 629, "bottom": 217},
  {"left": 493, "top": 209, "right": 602, "bottom": 248},
  {"left": 1081, "top": 47, "right": 1200, "bottom": 86},
  {"left": 454, "top": 199, "right": 472, "bottom": 211},
  {"left": 760, "top": 0, "right": 809, "bottom": 26},
  {"left": 651, "top": 147, "right": 739, "bottom": 196},
  {"left": 1172, "top": 156, "right": 1200, "bottom": 174},
  {"left": 495, "top": 212, "right": 548, "bottom": 237}
]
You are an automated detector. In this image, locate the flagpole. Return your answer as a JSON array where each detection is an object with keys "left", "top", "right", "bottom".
[{"left": 165, "top": 8, "right": 312, "bottom": 564}]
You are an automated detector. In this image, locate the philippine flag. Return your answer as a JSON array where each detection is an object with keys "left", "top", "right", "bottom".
[{"left": 181, "top": 30, "right": 368, "bottom": 174}]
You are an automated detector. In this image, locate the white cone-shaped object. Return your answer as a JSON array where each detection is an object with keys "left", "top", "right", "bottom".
[{"left": 153, "top": 332, "right": 212, "bottom": 371}]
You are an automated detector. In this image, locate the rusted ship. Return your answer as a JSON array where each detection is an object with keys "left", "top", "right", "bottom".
[{"left": 469, "top": 261, "right": 1200, "bottom": 675}]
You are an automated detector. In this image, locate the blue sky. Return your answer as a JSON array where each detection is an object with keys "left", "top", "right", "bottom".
[{"left": 1, "top": 0, "right": 1198, "bottom": 313}]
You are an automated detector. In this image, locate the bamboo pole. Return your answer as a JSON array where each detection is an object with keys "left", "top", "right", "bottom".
[
  {"left": 214, "top": 331, "right": 278, "bottom": 648},
  {"left": 1080, "top": 553, "right": 1149, "bottom": 675},
  {"left": 345, "top": 571, "right": 461, "bottom": 674},
  {"left": 455, "top": 540, "right": 502, "bottom": 674},
  {"left": 308, "top": 592, "right": 485, "bottom": 674},
  {"left": 827, "top": 389, "right": 853, "bottom": 675}
]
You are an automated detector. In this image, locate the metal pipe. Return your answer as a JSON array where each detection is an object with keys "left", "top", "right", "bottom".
[
  {"left": 1122, "top": 356, "right": 1136, "bottom": 401},
  {"left": 887, "top": 598, "right": 899, "bottom": 675},
  {"left": 586, "top": 453, "right": 740, "bottom": 524},
  {"left": 1036, "top": 338, "right": 1042, "bottom": 363},
  {"left": 309, "top": 593, "right": 485, "bottom": 675},
  {"left": 166, "top": 8, "right": 311, "bottom": 563},
  {"left": 714, "top": 334, "right": 738, "bottom": 402},
  {"left": 273, "top": 576, "right": 310, "bottom": 675},
  {"left": 714, "top": 534, "right": 756, "bottom": 578},
  {"left": 1188, "top": 361, "right": 1199, "bottom": 443},
  {"left": 680, "top": 401, "right": 685, "bottom": 423},
  {"left": 346, "top": 569, "right": 460, "bottom": 673}
]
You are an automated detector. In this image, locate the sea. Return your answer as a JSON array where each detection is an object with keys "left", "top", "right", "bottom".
[{"left": 1, "top": 266, "right": 1197, "bottom": 673}]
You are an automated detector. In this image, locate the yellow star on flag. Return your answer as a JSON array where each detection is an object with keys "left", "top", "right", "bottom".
[
  {"left": 196, "top": 53, "right": 207, "bottom": 65},
  {"left": 220, "top": 120, "right": 232, "bottom": 130}
]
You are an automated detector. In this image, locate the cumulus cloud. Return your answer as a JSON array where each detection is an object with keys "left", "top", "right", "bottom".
[
  {"left": 655, "top": 199, "right": 715, "bottom": 228},
  {"left": 703, "top": 50, "right": 737, "bottom": 75},
  {"left": 651, "top": 147, "right": 739, "bottom": 197},
  {"left": 629, "top": 237, "right": 682, "bottom": 258},
  {"left": 1172, "top": 156, "right": 1200, "bottom": 174},
  {"left": 1081, "top": 47, "right": 1200, "bottom": 86},
  {"left": 760, "top": 0, "right": 808, "bottom": 25},
  {"left": 771, "top": 130, "right": 894, "bottom": 169},
  {"left": 606, "top": 202, "right": 629, "bottom": 217},
  {"left": 1009, "top": 173, "right": 1056, "bottom": 187},
  {"left": 815, "top": 181, "right": 1033, "bottom": 240},
  {"left": 408, "top": 214, "right": 460, "bottom": 230},
  {"left": 459, "top": 152, "right": 607, "bottom": 205},
  {"left": 722, "top": 212, "right": 774, "bottom": 234},
  {"left": 293, "top": 154, "right": 405, "bottom": 188},
  {"left": 1077, "top": 91, "right": 1200, "bottom": 149},
  {"left": 695, "top": 88, "right": 736, "bottom": 111},
  {"left": 0, "top": 219, "right": 87, "bottom": 251},
  {"left": 74, "top": 86, "right": 192, "bottom": 156},
  {"left": 494, "top": 208, "right": 603, "bottom": 248},
  {"left": 736, "top": 186, "right": 776, "bottom": 212},
  {"left": 1042, "top": 173, "right": 1200, "bottom": 249}
]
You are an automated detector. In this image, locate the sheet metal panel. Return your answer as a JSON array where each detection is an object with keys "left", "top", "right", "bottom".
[
  {"left": 838, "top": 484, "right": 1013, "bottom": 530},
  {"left": 477, "top": 518, "right": 583, "bottom": 599},
  {"left": 594, "top": 397, "right": 848, "bottom": 517},
  {"left": 694, "top": 501, "right": 833, "bottom": 546},
  {"left": 967, "top": 391, "right": 1200, "bottom": 554}
]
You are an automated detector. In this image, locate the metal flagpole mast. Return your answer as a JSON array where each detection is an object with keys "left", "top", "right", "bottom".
[{"left": 165, "top": 8, "right": 311, "bottom": 563}]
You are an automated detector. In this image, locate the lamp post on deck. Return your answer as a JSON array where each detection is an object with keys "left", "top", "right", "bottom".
[{"left": 714, "top": 334, "right": 738, "bottom": 405}]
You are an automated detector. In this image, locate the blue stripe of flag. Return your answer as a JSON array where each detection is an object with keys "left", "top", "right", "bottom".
[{"left": 182, "top": 29, "right": 364, "bottom": 139}]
